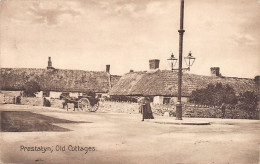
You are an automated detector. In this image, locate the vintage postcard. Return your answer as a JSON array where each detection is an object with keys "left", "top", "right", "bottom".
[{"left": 0, "top": 0, "right": 259, "bottom": 163}]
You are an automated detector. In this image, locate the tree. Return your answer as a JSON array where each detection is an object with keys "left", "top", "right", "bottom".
[
  {"left": 189, "top": 83, "right": 237, "bottom": 107},
  {"left": 237, "top": 91, "right": 259, "bottom": 111},
  {"left": 222, "top": 85, "right": 237, "bottom": 105},
  {"left": 23, "top": 81, "right": 41, "bottom": 97}
]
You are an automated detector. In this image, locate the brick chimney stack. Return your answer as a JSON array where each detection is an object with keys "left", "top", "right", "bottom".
[
  {"left": 106, "top": 65, "right": 110, "bottom": 73},
  {"left": 210, "top": 67, "right": 220, "bottom": 77},
  {"left": 149, "top": 59, "right": 160, "bottom": 70},
  {"left": 47, "top": 57, "right": 54, "bottom": 70}
]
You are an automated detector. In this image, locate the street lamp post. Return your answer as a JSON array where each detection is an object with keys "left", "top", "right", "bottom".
[
  {"left": 176, "top": 0, "right": 185, "bottom": 120},
  {"left": 167, "top": 0, "right": 196, "bottom": 120}
]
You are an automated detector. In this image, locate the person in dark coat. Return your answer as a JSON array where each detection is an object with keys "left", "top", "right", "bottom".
[
  {"left": 221, "top": 103, "right": 226, "bottom": 119},
  {"left": 16, "top": 96, "right": 21, "bottom": 104},
  {"left": 139, "top": 97, "right": 154, "bottom": 121},
  {"left": 43, "top": 97, "right": 51, "bottom": 107}
]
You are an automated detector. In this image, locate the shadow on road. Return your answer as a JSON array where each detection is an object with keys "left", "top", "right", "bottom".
[{"left": 0, "top": 111, "right": 91, "bottom": 132}]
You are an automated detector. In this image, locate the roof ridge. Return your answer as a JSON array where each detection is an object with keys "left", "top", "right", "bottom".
[{"left": 0, "top": 67, "right": 108, "bottom": 73}]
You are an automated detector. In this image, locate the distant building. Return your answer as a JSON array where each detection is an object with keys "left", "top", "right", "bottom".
[
  {"left": 109, "top": 59, "right": 259, "bottom": 104},
  {"left": 0, "top": 57, "right": 121, "bottom": 98}
]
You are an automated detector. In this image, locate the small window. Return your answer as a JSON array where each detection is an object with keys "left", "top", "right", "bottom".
[
  {"left": 43, "top": 91, "right": 50, "bottom": 97},
  {"left": 163, "top": 97, "right": 170, "bottom": 104},
  {"left": 149, "top": 97, "right": 154, "bottom": 102}
]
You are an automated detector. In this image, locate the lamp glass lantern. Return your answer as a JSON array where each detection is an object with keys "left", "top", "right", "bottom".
[
  {"left": 167, "top": 53, "right": 178, "bottom": 70},
  {"left": 184, "top": 51, "right": 195, "bottom": 68}
]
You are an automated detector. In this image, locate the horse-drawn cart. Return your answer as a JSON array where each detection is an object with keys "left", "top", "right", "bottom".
[
  {"left": 77, "top": 97, "right": 99, "bottom": 112},
  {"left": 62, "top": 94, "right": 99, "bottom": 112}
]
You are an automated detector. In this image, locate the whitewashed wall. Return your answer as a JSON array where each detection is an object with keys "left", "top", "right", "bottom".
[
  {"left": 153, "top": 96, "right": 189, "bottom": 104},
  {"left": 50, "top": 91, "right": 62, "bottom": 98},
  {"left": 171, "top": 97, "right": 188, "bottom": 103},
  {"left": 153, "top": 96, "right": 164, "bottom": 104},
  {"left": 70, "top": 92, "right": 79, "bottom": 98},
  {"left": 35, "top": 91, "right": 43, "bottom": 98},
  {"left": 0, "top": 91, "right": 22, "bottom": 96}
]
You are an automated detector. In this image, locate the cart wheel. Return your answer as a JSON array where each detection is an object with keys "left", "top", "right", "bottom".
[
  {"left": 78, "top": 98, "right": 90, "bottom": 111},
  {"left": 88, "top": 102, "right": 99, "bottom": 112}
]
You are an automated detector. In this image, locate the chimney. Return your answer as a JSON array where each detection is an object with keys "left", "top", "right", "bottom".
[
  {"left": 106, "top": 65, "right": 110, "bottom": 73},
  {"left": 210, "top": 67, "right": 220, "bottom": 77},
  {"left": 47, "top": 57, "right": 54, "bottom": 69},
  {"left": 130, "top": 69, "right": 134, "bottom": 73},
  {"left": 149, "top": 59, "right": 160, "bottom": 70}
]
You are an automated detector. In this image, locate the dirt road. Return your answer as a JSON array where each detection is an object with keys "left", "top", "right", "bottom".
[{"left": 0, "top": 104, "right": 259, "bottom": 164}]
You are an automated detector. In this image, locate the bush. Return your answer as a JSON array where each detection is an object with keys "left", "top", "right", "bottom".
[{"left": 23, "top": 81, "right": 41, "bottom": 97}]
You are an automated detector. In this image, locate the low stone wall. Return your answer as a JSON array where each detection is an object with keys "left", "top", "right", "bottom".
[
  {"left": 50, "top": 99, "right": 64, "bottom": 108},
  {"left": 182, "top": 106, "right": 221, "bottom": 118},
  {"left": 99, "top": 101, "right": 176, "bottom": 115},
  {"left": 0, "top": 94, "right": 16, "bottom": 104},
  {"left": 182, "top": 105, "right": 259, "bottom": 119},
  {"left": 20, "top": 97, "right": 44, "bottom": 106},
  {"left": 224, "top": 109, "right": 259, "bottom": 119},
  {"left": 21, "top": 97, "right": 64, "bottom": 108},
  {"left": 151, "top": 103, "right": 175, "bottom": 116},
  {"left": 98, "top": 101, "right": 139, "bottom": 114},
  {"left": 99, "top": 101, "right": 259, "bottom": 119},
  {"left": 0, "top": 93, "right": 64, "bottom": 108}
]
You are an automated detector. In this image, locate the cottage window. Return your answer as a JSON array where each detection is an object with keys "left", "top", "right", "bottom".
[
  {"left": 163, "top": 97, "right": 170, "bottom": 104},
  {"left": 43, "top": 91, "right": 50, "bottom": 97},
  {"left": 149, "top": 97, "right": 154, "bottom": 102}
]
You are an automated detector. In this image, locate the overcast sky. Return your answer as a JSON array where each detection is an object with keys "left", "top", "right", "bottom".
[{"left": 0, "top": 0, "right": 259, "bottom": 78}]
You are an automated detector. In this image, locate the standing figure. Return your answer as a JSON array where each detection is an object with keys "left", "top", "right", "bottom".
[
  {"left": 221, "top": 103, "right": 226, "bottom": 119},
  {"left": 13, "top": 96, "right": 16, "bottom": 104},
  {"left": 138, "top": 97, "right": 154, "bottom": 121},
  {"left": 3, "top": 95, "right": 6, "bottom": 104},
  {"left": 16, "top": 96, "right": 21, "bottom": 104},
  {"left": 43, "top": 97, "right": 51, "bottom": 107}
]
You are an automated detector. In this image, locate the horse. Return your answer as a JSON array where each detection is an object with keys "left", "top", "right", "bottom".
[{"left": 62, "top": 98, "right": 80, "bottom": 111}]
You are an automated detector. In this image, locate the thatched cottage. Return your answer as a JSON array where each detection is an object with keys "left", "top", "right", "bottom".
[
  {"left": 109, "top": 59, "right": 259, "bottom": 104},
  {"left": 0, "top": 57, "right": 121, "bottom": 98}
]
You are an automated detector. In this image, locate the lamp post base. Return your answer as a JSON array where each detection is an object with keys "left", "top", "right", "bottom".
[{"left": 176, "top": 103, "right": 183, "bottom": 120}]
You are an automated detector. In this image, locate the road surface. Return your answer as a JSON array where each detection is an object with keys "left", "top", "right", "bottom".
[{"left": 0, "top": 104, "right": 259, "bottom": 164}]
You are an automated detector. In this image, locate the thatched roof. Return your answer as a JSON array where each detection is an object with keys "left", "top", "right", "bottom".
[
  {"left": 109, "top": 70, "right": 259, "bottom": 96},
  {"left": 0, "top": 68, "right": 112, "bottom": 93},
  {"left": 110, "top": 75, "right": 121, "bottom": 88}
]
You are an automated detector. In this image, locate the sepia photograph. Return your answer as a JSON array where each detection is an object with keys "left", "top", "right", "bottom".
[{"left": 0, "top": 0, "right": 260, "bottom": 163}]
